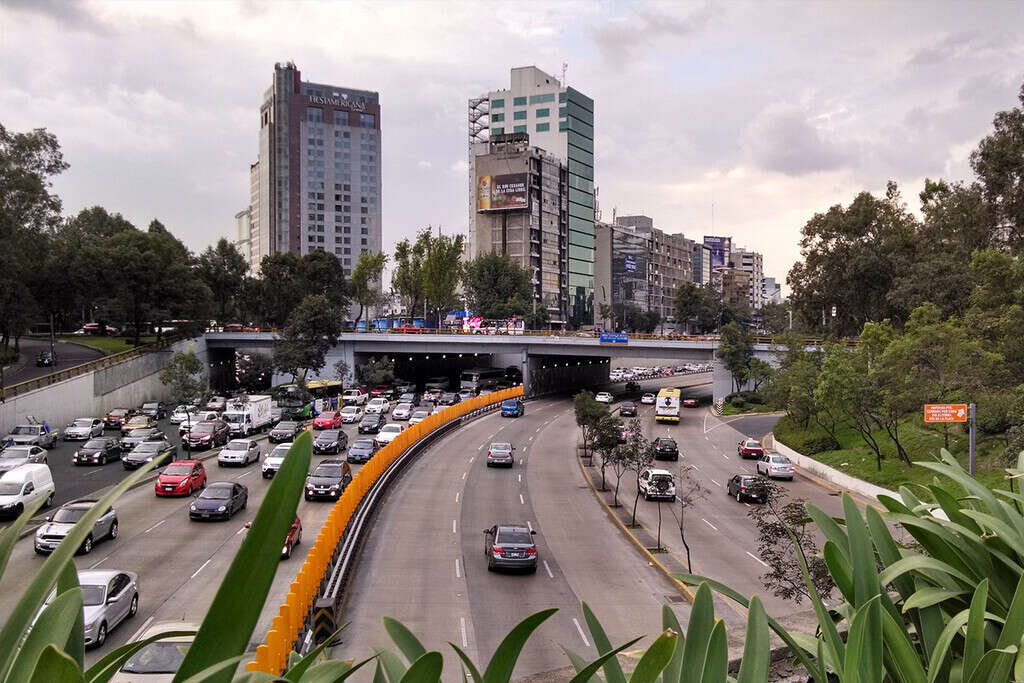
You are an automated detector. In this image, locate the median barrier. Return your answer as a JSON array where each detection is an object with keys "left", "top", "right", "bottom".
[{"left": 245, "top": 385, "right": 524, "bottom": 674}]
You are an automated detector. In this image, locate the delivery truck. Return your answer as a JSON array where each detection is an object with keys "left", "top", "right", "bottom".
[{"left": 222, "top": 395, "right": 273, "bottom": 436}]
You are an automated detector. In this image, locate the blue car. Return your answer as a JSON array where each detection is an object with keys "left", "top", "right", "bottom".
[{"left": 500, "top": 399, "right": 524, "bottom": 418}]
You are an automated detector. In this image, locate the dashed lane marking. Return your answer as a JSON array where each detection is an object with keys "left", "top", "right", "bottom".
[
  {"left": 455, "top": 558, "right": 462, "bottom": 578},
  {"left": 543, "top": 560, "right": 554, "bottom": 578},
  {"left": 746, "top": 551, "right": 769, "bottom": 568},
  {"left": 519, "top": 494, "right": 525, "bottom": 505},
  {"left": 460, "top": 617, "right": 468, "bottom": 648},
  {"left": 144, "top": 520, "right": 165, "bottom": 534},
  {"left": 190, "top": 558, "right": 212, "bottom": 580},
  {"left": 710, "top": 479, "right": 721, "bottom": 487},
  {"left": 702, "top": 518, "right": 718, "bottom": 531},
  {"left": 573, "top": 618, "right": 591, "bottom": 647},
  {"left": 452, "top": 519, "right": 457, "bottom": 534}
]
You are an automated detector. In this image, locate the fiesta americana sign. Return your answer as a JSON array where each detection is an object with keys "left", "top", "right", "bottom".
[{"left": 307, "top": 94, "right": 366, "bottom": 112}]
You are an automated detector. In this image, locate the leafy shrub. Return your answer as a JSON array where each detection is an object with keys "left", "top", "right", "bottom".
[
  {"left": 798, "top": 434, "right": 841, "bottom": 454},
  {"left": 730, "top": 398, "right": 748, "bottom": 410},
  {"left": 725, "top": 390, "right": 765, "bottom": 406}
]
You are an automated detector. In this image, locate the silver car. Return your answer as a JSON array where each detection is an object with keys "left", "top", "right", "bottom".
[
  {"left": 0, "top": 445, "right": 48, "bottom": 474},
  {"left": 218, "top": 439, "right": 260, "bottom": 467},
  {"left": 485, "top": 442, "right": 515, "bottom": 468},
  {"left": 64, "top": 418, "right": 104, "bottom": 441},
  {"left": 391, "top": 402, "right": 414, "bottom": 420},
  {"left": 34, "top": 499, "right": 118, "bottom": 555},
  {"left": 72, "top": 570, "right": 139, "bottom": 647},
  {"left": 757, "top": 454, "right": 795, "bottom": 480},
  {"left": 409, "top": 410, "right": 430, "bottom": 425},
  {"left": 3, "top": 424, "right": 58, "bottom": 448}
]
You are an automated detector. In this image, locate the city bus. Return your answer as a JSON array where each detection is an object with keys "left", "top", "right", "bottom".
[
  {"left": 460, "top": 367, "right": 505, "bottom": 394},
  {"left": 655, "top": 387, "right": 681, "bottom": 423},
  {"left": 272, "top": 379, "right": 345, "bottom": 418}
]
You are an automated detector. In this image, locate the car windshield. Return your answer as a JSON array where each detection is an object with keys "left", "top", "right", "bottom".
[
  {"left": 10, "top": 426, "right": 37, "bottom": 435},
  {"left": 313, "top": 464, "right": 345, "bottom": 478},
  {"left": 127, "top": 417, "right": 148, "bottom": 425},
  {"left": 745, "top": 440, "right": 761, "bottom": 449},
  {"left": 194, "top": 424, "right": 214, "bottom": 433},
  {"left": 0, "top": 482, "right": 23, "bottom": 495},
  {"left": 369, "top": 399, "right": 386, "bottom": 405},
  {"left": 276, "top": 422, "right": 297, "bottom": 430},
  {"left": 360, "top": 416, "right": 377, "bottom": 424},
  {"left": 83, "top": 439, "right": 108, "bottom": 449},
  {"left": 352, "top": 440, "right": 373, "bottom": 450},
  {"left": 395, "top": 403, "right": 411, "bottom": 411},
  {"left": 128, "top": 429, "right": 151, "bottom": 437},
  {"left": 200, "top": 487, "right": 232, "bottom": 500},
  {"left": 73, "top": 419, "right": 94, "bottom": 428},
  {"left": 0, "top": 449, "right": 29, "bottom": 459},
  {"left": 52, "top": 507, "right": 88, "bottom": 523},
  {"left": 121, "top": 641, "right": 190, "bottom": 674},
  {"left": 81, "top": 585, "right": 106, "bottom": 606},
  {"left": 497, "top": 529, "right": 533, "bottom": 544},
  {"left": 225, "top": 441, "right": 247, "bottom": 451},
  {"left": 772, "top": 456, "right": 791, "bottom": 464},
  {"left": 320, "top": 412, "right": 338, "bottom": 419},
  {"left": 270, "top": 446, "right": 290, "bottom": 458},
  {"left": 491, "top": 443, "right": 511, "bottom": 452},
  {"left": 621, "top": 403, "right": 634, "bottom": 408},
  {"left": 741, "top": 477, "right": 761, "bottom": 485},
  {"left": 659, "top": 440, "right": 677, "bottom": 449},
  {"left": 411, "top": 411, "right": 428, "bottom": 418},
  {"left": 651, "top": 474, "right": 674, "bottom": 484},
  {"left": 222, "top": 413, "right": 243, "bottom": 423},
  {"left": 143, "top": 403, "right": 159, "bottom": 410},
  {"left": 135, "top": 442, "right": 163, "bottom": 453},
  {"left": 381, "top": 425, "right": 400, "bottom": 434},
  {"left": 319, "top": 430, "right": 339, "bottom": 440},
  {"left": 163, "top": 464, "right": 192, "bottom": 476},
  {"left": 109, "top": 410, "right": 127, "bottom": 417},
  {"left": 341, "top": 407, "right": 358, "bottom": 415}
]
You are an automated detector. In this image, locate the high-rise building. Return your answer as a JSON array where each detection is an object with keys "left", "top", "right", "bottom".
[
  {"left": 729, "top": 247, "right": 765, "bottom": 310},
  {"left": 595, "top": 220, "right": 652, "bottom": 326},
  {"left": 616, "top": 216, "right": 692, "bottom": 325},
  {"left": 764, "top": 277, "right": 782, "bottom": 305},
  {"left": 234, "top": 208, "right": 252, "bottom": 267},
  {"left": 249, "top": 62, "right": 382, "bottom": 278},
  {"left": 703, "top": 236, "right": 732, "bottom": 272},
  {"left": 692, "top": 241, "right": 712, "bottom": 286},
  {"left": 469, "top": 66, "right": 595, "bottom": 327},
  {"left": 720, "top": 267, "right": 752, "bottom": 310}
]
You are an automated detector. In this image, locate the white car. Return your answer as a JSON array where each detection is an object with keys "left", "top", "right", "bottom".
[
  {"left": 110, "top": 620, "right": 197, "bottom": 682},
  {"left": 218, "top": 439, "right": 260, "bottom": 467},
  {"left": 638, "top": 468, "right": 676, "bottom": 501},
  {"left": 168, "top": 406, "right": 195, "bottom": 424},
  {"left": 365, "top": 397, "right": 390, "bottom": 415},
  {"left": 640, "top": 393, "right": 656, "bottom": 405},
  {"left": 64, "top": 418, "right": 103, "bottom": 441},
  {"left": 342, "top": 389, "right": 368, "bottom": 406},
  {"left": 373, "top": 423, "right": 404, "bottom": 448},
  {"left": 262, "top": 443, "right": 292, "bottom": 478},
  {"left": 595, "top": 392, "right": 613, "bottom": 404},
  {"left": 391, "top": 402, "right": 414, "bottom": 420},
  {"left": 757, "top": 454, "right": 795, "bottom": 481},
  {"left": 339, "top": 405, "right": 364, "bottom": 423},
  {"left": 409, "top": 410, "right": 430, "bottom": 425}
]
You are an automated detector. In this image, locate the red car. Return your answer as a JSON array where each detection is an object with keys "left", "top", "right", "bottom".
[
  {"left": 313, "top": 411, "right": 343, "bottom": 430},
  {"left": 737, "top": 439, "right": 765, "bottom": 459},
  {"left": 155, "top": 460, "right": 207, "bottom": 496},
  {"left": 683, "top": 398, "right": 698, "bottom": 408},
  {"left": 246, "top": 516, "right": 302, "bottom": 559}
]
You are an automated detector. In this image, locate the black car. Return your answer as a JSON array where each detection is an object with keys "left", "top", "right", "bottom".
[
  {"left": 304, "top": 459, "right": 353, "bottom": 501},
  {"left": 122, "top": 440, "right": 176, "bottom": 470},
  {"left": 72, "top": 437, "right": 121, "bottom": 465},
  {"left": 358, "top": 412, "right": 386, "bottom": 434},
  {"left": 119, "top": 428, "right": 165, "bottom": 452},
  {"left": 727, "top": 474, "right": 768, "bottom": 503},
  {"left": 347, "top": 438, "right": 378, "bottom": 464},
  {"left": 619, "top": 401, "right": 638, "bottom": 417},
  {"left": 652, "top": 437, "right": 679, "bottom": 461},
  {"left": 189, "top": 482, "right": 248, "bottom": 520},
  {"left": 438, "top": 392, "right": 460, "bottom": 406},
  {"left": 139, "top": 401, "right": 168, "bottom": 419},
  {"left": 313, "top": 429, "right": 348, "bottom": 455},
  {"left": 36, "top": 351, "right": 55, "bottom": 367},
  {"left": 397, "top": 392, "right": 420, "bottom": 406},
  {"left": 269, "top": 421, "right": 303, "bottom": 444},
  {"left": 484, "top": 524, "right": 538, "bottom": 572}
]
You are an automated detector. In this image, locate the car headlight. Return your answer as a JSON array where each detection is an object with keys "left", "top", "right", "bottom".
[
  {"left": 217, "top": 505, "right": 226, "bottom": 512},
  {"left": 190, "top": 504, "right": 197, "bottom": 511},
  {"left": 145, "top": 456, "right": 153, "bottom": 462}
]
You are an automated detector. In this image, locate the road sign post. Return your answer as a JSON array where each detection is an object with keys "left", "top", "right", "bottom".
[
  {"left": 924, "top": 403, "right": 976, "bottom": 476},
  {"left": 969, "top": 402, "right": 977, "bottom": 477}
]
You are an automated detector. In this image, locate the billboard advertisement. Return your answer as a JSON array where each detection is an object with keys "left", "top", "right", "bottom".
[
  {"left": 476, "top": 173, "right": 528, "bottom": 212},
  {"left": 623, "top": 254, "right": 638, "bottom": 273},
  {"left": 704, "top": 236, "right": 729, "bottom": 269}
]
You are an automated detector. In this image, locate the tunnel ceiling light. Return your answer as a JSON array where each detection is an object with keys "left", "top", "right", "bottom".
[{"left": 442, "top": 354, "right": 446, "bottom": 358}]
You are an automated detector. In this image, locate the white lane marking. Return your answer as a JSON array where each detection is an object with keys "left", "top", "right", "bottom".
[
  {"left": 521, "top": 446, "right": 527, "bottom": 453},
  {"left": 527, "top": 436, "right": 534, "bottom": 442},
  {"left": 469, "top": 456, "right": 474, "bottom": 464},
  {"left": 702, "top": 518, "right": 718, "bottom": 531},
  {"left": 455, "top": 492, "right": 460, "bottom": 503},
  {"left": 190, "top": 558, "right": 212, "bottom": 579},
  {"left": 573, "top": 618, "right": 591, "bottom": 647},
  {"left": 519, "top": 459, "right": 524, "bottom": 465},
  {"left": 721, "top": 453, "right": 729, "bottom": 460},
  {"left": 128, "top": 616, "right": 155, "bottom": 643},
  {"left": 519, "top": 494, "right": 525, "bottom": 505},
  {"left": 710, "top": 479, "right": 721, "bottom": 487},
  {"left": 478, "top": 443, "right": 484, "bottom": 451},
  {"left": 518, "top": 474, "right": 522, "bottom": 483},
  {"left": 144, "top": 519, "right": 166, "bottom": 534},
  {"left": 455, "top": 558, "right": 462, "bottom": 579},
  {"left": 536, "top": 426, "right": 542, "bottom": 433},
  {"left": 691, "top": 464, "right": 700, "bottom": 470},
  {"left": 460, "top": 617, "right": 468, "bottom": 648},
  {"left": 488, "top": 431, "right": 498, "bottom": 440},
  {"left": 745, "top": 503, "right": 752, "bottom": 508},
  {"left": 452, "top": 519, "right": 457, "bottom": 534},
  {"left": 462, "top": 472, "right": 467, "bottom": 480},
  {"left": 527, "top": 521, "right": 533, "bottom": 532},
  {"left": 236, "top": 471, "right": 252, "bottom": 478},
  {"left": 746, "top": 551, "right": 769, "bottom": 568},
  {"left": 236, "top": 525, "right": 247, "bottom": 536},
  {"left": 82, "top": 469, "right": 104, "bottom": 477},
  {"left": 88, "top": 556, "right": 108, "bottom": 569},
  {"left": 543, "top": 560, "right": 554, "bottom": 578}
]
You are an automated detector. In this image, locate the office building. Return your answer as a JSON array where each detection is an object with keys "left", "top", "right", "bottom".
[
  {"left": 469, "top": 66, "right": 595, "bottom": 327},
  {"left": 720, "top": 267, "right": 753, "bottom": 310},
  {"left": 703, "top": 236, "right": 732, "bottom": 271},
  {"left": 249, "top": 62, "right": 382, "bottom": 277},
  {"left": 729, "top": 246, "right": 765, "bottom": 310},
  {"left": 764, "top": 277, "right": 782, "bottom": 305},
  {"left": 692, "top": 242, "right": 712, "bottom": 286},
  {"left": 616, "top": 216, "right": 692, "bottom": 325},
  {"left": 594, "top": 220, "right": 652, "bottom": 326},
  {"left": 234, "top": 208, "right": 252, "bottom": 267}
]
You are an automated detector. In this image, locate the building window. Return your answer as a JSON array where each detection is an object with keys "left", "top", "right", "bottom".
[
  {"left": 491, "top": 113, "right": 504, "bottom": 122},
  {"left": 513, "top": 110, "right": 527, "bottom": 120},
  {"left": 513, "top": 125, "right": 527, "bottom": 134},
  {"left": 535, "top": 108, "right": 550, "bottom": 118},
  {"left": 491, "top": 98, "right": 504, "bottom": 108},
  {"left": 306, "top": 107, "right": 323, "bottom": 123},
  {"left": 359, "top": 113, "right": 375, "bottom": 128},
  {"left": 361, "top": 238, "right": 367, "bottom": 245},
  {"left": 333, "top": 111, "right": 348, "bottom": 125},
  {"left": 361, "top": 227, "right": 369, "bottom": 235},
  {"left": 536, "top": 123, "right": 550, "bottom": 132},
  {"left": 513, "top": 96, "right": 527, "bottom": 106},
  {"left": 529, "top": 93, "right": 556, "bottom": 104},
  {"left": 491, "top": 127, "right": 504, "bottom": 135}
]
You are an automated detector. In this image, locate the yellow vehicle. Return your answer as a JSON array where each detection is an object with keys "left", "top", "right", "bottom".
[{"left": 655, "top": 388, "right": 681, "bottom": 423}]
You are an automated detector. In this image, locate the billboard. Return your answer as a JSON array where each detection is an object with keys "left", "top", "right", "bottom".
[
  {"left": 704, "top": 236, "right": 729, "bottom": 269},
  {"left": 623, "top": 254, "right": 638, "bottom": 273},
  {"left": 477, "top": 173, "right": 528, "bottom": 212}
]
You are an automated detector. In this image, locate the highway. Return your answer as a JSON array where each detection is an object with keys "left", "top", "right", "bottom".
[{"left": 1, "top": 337, "right": 105, "bottom": 387}]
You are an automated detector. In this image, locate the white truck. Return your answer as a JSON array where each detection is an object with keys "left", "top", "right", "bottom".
[{"left": 221, "top": 395, "right": 273, "bottom": 437}]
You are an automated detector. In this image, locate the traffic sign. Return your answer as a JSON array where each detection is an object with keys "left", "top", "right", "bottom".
[{"left": 924, "top": 404, "right": 968, "bottom": 423}]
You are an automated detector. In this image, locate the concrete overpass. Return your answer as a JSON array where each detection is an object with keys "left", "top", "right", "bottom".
[{"left": 205, "top": 331, "right": 779, "bottom": 400}]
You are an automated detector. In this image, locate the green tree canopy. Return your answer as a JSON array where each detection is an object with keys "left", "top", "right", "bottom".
[
  {"left": 272, "top": 294, "right": 343, "bottom": 382},
  {"left": 350, "top": 251, "right": 387, "bottom": 324},
  {"left": 196, "top": 238, "right": 249, "bottom": 323},
  {"left": 461, "top": 252, "right": 533, "bottom": 320}
]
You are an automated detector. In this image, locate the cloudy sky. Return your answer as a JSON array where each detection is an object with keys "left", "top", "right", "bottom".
[{"left": 2, "top": 1, "right": 1022, "bottom": 287}]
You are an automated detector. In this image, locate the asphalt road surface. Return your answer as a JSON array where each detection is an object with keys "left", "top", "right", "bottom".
[{"left": 2, "top": 337, "right": 105, "bottom": 387}]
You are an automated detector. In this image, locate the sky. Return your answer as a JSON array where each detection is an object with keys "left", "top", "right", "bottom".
[{"left": 2, "top": 0, "right": 1023, "bottom": 289}]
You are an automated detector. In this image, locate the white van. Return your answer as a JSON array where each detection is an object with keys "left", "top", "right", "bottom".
[{"left": 0, "top": 464, "right": 55, "bottom": 518}]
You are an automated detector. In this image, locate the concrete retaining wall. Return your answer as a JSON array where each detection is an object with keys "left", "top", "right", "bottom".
[
  {"left": 767, "top": 435, "right": 899, "bottom": 502},
  {"left": 1, "top": 338, "right": 208, "bottom": 433}
]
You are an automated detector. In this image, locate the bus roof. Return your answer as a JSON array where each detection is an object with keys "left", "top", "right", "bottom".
[{"left": 657, "top": 388, "right": 681, "bottom": 398}]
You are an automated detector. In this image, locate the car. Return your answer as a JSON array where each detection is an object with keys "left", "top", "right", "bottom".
[
  {"left": 204, "top": 396, "right": 227, "bottom": 412},
  {"left": 486, "top": 442, "right": 515, "bottom": 467},
  {"left": 313, "top": 429, "right": 348, "bottom": 455},
  {"left": 139, "top": 401, "right": 168, "bottom": 420},
  {"left": 109, "top": 620, "right": 197, "bottom": 682},
  {"left": 335, "top": 405, "right": 363, "bottom": 424},
  {"left": 652, "top": 437, "right": 679, "bottom": 461},
  {"left": 189, "top": 482, "right": 247, "bottom": 520},
  {"left": 358, "top": 412, "right": 386, "bottom": 434},
  {"left": 638, "top": 468, "right": 677, "bottom": 501},
  {"left": 346, "top": 438, "right": 378, "bottom": 464},
  {"left": 168, "top": 405, "right": 195, "bottom": 424},
  {"left": 737, "top": 438, "right": 765, "bottom": 459},
  {"left": 57, "top": 569, "right": 139, "bottom": 648},
  {"left": 36, "top": 350, "right": 55, "bottom": 367},
  {"left": 64, "top": 418, "right": 104, "bottom": 441},
  {"left": 0, "top": 465, "right": 54, "bottom": 518},
  {"left": 398, "top": 392, "right": 420, "bottom": 406},
  {"left": 595, "top": 392, "right": 613, "bottom": 404},
  {"left": 262, "top": 443, "right": 292, "bottom": 478},
  {"left": 391, "top": 402, "right": 414, "bottom": 420},
  {"left": 73, "top": 437, "right": 120, "bottom": 465},
  {"left": 119, "top": 427, "right": 166, "bottom": 452},
  {"left": 178, "top": 411, "right": 219, "bottom": 436},
  {"left": 618, "top": 401, "right": 637, "bottom": 417},
  {"left": 218, "top": 439, "right": 260, "bottom": 466},
  {"left": 757, "top": 454, "right": 795, "bottom": 480},
  {"left": 422, "top": 388, "right": 443, "bottom": 403},
  {"left": 184, "top": 420, "right": 230, "bottom": 450},
  {"left": 365, "top": 397, "right": 390, "bottom": 415},
  {"left": 103, "top": 409, "right": 135, "bottom": 430},
  {"left": 727, "top": 474, "right": 768, "bottom": 503},
  {"left": 3, "top": 423, "right": 58, "bottom": 448},
  {"left": 394, "top": 380, "right": 416, "bottom": 395},
  {"left": 640, "top": 393, "right": 656, "bottom": 405},
  {"left": 312, "top": 411, "right": 342, "bottom": 430},
  {"left": 370, "top": 385, "right": 394, "bottom": 400},
  {"left": 35, "top": 499, "right": 118, "bottom": 555},
  {"left": 618, "top": 425, "right": 628, "bottom": 444},
  {"left": 120, "top": 415, "right": 157, "bottom": 436},
  {"left": 155, "top": 460, "right": 206, "bottom": 496},
  {"left": 75, "top": 322, "right": 119, "bottom": 336},
  {"left": 122, "top": 441, "right": 176, "bottom": 470},
  {"left": 683, "top": 398, "right": 698, "bottom": 408},
  {"left": 438, "top": 392, "right": 460, "bottom": 406},
  {"left": 484, "top": 524, "right": 538, "bottom": 572},
  {"left": 500, "top": 398, "right": 525, "bottom": 418},
  {"left": 423, "top": 376, "right": 450, "bottom": 391},
  {"left": 409, "top": 409, "right": 430, "bottom": 425},
  {"left": 373, "top": 423, "right": 404, "bottom": 448},
  {"left": 305, "top": 459, "right": 353, "bottom": 501},
  {"left": 245, "top": 516, "right": 303, "bottom": 560},
  {"left": 0, "top": 445, "right": 47, "bottom": 474},
  {"left": 458, "top": 388, "right": 475, "bottom": 401},
  {"left": 341, "top": 389, "right": 368, "bottom": 406}
]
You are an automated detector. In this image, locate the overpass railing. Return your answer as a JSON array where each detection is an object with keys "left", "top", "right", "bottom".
[{"left": 245, "top": 385, "right": 524, "bottom": 675}]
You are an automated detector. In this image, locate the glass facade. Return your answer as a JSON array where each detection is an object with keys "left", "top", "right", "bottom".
[{"left": 565, "top": 87, "right": 595, "bottom": 328}]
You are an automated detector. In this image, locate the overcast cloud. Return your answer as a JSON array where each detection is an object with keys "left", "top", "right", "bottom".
[{"left": 2, "top": 0, "right": 1022, "bottom": 289}]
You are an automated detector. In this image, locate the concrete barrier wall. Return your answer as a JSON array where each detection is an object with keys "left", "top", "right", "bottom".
[
  {"left": 1, "top": 338, "right": 208, "bottom": 433},
  {"left": 769, "top": 436, "right": 898, "bottom": 502}
]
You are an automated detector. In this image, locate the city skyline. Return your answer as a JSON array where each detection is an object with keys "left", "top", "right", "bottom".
[{"left": 2, "top": 1, "right": 1022, "bottom": 293}]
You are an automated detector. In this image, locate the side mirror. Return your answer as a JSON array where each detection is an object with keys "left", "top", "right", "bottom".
[
  {"left": 482, "top": 529, "right": 491, "bottom": 535},
  {"left": 530, "top": 530, "right": 537, "bottom": 535},
  {"left": 45, "top": 516, "right": 53, "bottom": 522},
  {"left": 244, "top": 522, "right": 252, "bottom": 529}
]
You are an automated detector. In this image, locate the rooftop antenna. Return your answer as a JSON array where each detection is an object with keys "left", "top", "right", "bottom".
[{"left": 561, "top": 62, "right": 568, "bottom": 85}]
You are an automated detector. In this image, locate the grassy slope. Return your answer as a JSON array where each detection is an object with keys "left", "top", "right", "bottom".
[
  {"left": 773, "top": 413, "right": 1009, "bottom": 493},
  {"left": 57, "top": 336, "right": 157, "bottom": 355}
]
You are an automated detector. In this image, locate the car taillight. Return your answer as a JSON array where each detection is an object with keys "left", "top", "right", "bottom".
[
  {"left": 492, "top": 545, "right": 505, "bottom": 555},
  {"left": 487, "top": 451, "right": 492, "bottom": 457},
  {"left": 526, "top": 548, "right": 537, "bottom": 555},
  {"left": 740, "top": 485, "right": 747, "bottom": 491}
]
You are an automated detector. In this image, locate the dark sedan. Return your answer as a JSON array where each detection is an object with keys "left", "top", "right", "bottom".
[
  {"left": 269, "top": 421, "right": 303, "bottom": 444},
  {"left": 313, "top": 429, "right": 348, "bottom": 455},
  {"left": 619, "top": 401, "right": 638, "bottom": 417},
  {"left": 346, "top": 438, "right": 377, "bottom": 464},
  {"left": 119, "top": 428, "right": 165, "bottom": 452},
  {"left": 438, "top": 392, "right": 460, "bottom": 406},
  {"left": 73, "top": 438, "right": 121, "bottom": 466},
  {"left": 358, "top": 413, "right": 386, "bottom": 434},
  {"left": 122, "top": 440, "right": 176, "bottom": 470},
  {"left": 185, "top": 420, "right": 229, "bottom": 450},
  {"left": 484, "top": 524, "right": 538, "bottom": 573},
  {"left": 189, "top": 482, "right": 248, "bottom": 520},
  {"left": 304, "top": 459, "right": 353, "bottom": 501},
  {"left": 139, "top": 401, "right": 168, "bottom": 420},
  {"left": 727, "top": 474, "right": 768, "bottom": 503},
  {"left": 652, "top": 437, "right": 679, "bottom": 461}
]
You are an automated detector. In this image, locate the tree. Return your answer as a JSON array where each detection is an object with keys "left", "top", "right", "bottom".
[
  {"left": 817, "top": 343, "right": 884, "bottom": 468},
  {"left": 746, "top": 358, "right": 773, "bottom": 392},
  {"left": 391, "top": 233, "right": 427, "bottom": 315},
  {"left": 573, "top": 391, "right": 608, "bottom": 460},
  {"left": 299, "top": 249, "right": 350, "bottom": 311},
  {"left": 592, "top": 413, "right": 623, "bottom": 495},
  {"left": 236, "top": 353, "right": 273, "bottom": 393},
  {"left": 159, "top": 348, "right": 206, "bottom": 453},
  {"left": 672, "top": 464, "right": 708, "bottom": 572},
  {"left": 420, "top": 232, "right": 465, "bottom": 325},
  {"left": 757, "top": 301, "right": 791, "bottom": 335},
  {"left": 356, "top": 355, "right": 394, "bottom": 387},
  {"left": 350, "top": 251, "right": 387, "bottom": 324},
  {"left": 971, "top": 82, "right": 1024, "bottom": 250},
  {"left": 716, "top": 322, "right": 754, "bottom": 392},
  {"left": 625, "top": 418, "right": 653, "bottom": 527},
  {"left": 332, "top": 359, "right": 352, "bottom": 385},
  {"left": 461, "top": 252, "right": 533, "bottom": 320},
  {"left": 272, "top": 295, "right": 343, "bottom": 383},
  {"left": 196, "top": 238, "right": 248, "bottom": 323},
  {"left": 256, "top": 253, "right": 305, "bottom": 327}
]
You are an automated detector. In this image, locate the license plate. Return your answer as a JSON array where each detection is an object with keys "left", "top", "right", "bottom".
[
  {"left": 202, "top": 513, "right": 210, "bottom": 518},
  {"left": 509, "top": 552, "right": 524, "bottom": 559}
]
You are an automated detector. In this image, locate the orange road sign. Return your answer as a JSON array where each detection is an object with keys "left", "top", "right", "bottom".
[{"left": 924, "top": 404, "right": 968, "bottom": 423}]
